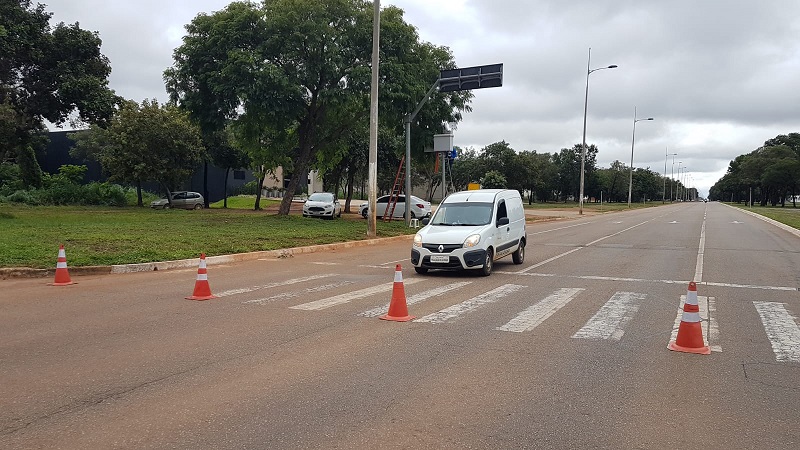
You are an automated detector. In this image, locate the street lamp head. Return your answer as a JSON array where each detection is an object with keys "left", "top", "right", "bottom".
[
  {"left": 645, "top": 117, "right": 654, "bottom": 121},
  {"left": 607, "top": 65, "right": 618, "bottom": 69}
]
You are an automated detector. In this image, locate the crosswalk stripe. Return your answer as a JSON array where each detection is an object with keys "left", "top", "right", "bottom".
[
  {"left": 416, "top": 284, "right": 526, "bottom": 324},
  {"left": 572, "top": 292, "right": 645, "bottom": 340},
  {"left": 496, "top": 288, "right": 584, "bottom": 332},
  {"left": 244, "top": 281, "right": 354, "bottom": 305},
  {"left": 289, "top": 279, "right": 423, "bottom": 311},
  {"left": 753, "top": 301, "right": 800, "bottom": 362},
  {"left": 670, "top": 295, "right": 722, "bottom": 352},
  {"left": 216, "top": 274, "right": 336, "bottom": 297},
  {"left": 358, "top": 281, "right": 472, "bottom": 318}
]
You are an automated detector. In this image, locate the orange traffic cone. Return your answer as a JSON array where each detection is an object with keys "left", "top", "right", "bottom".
[
  {"left": 186, "top": 253, "right": 216, "bottom": 300},
  {"left": 48, "top": 244, "right": 74, "bottom": 286},
  {"left": 668, "top": 281, "right": 710, "bottom": 355},
  {"left": 380, "top": 265, "right": 415, "bottom": 322}
]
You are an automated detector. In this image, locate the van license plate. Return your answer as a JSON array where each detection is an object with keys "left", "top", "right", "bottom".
[{"left": 430, "top": 255, "right": 449, "bottom": 263}]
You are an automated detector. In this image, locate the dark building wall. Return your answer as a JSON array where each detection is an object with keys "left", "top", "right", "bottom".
[
  {"left": 42, "top": 131, "right": 255, "bottom": 203},
  {"left": 41, "top": 130, "right": 104, "bottom": 182}
]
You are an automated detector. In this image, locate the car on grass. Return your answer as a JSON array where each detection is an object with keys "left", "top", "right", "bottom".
[
  {"left": 303, "top": 192, "right": 342, "bottom": 219},
  {"left": 411, "top": 189, "right": 526, "bottom": 276},
  {"left": 150, "top": 191, "right": 205, "bottom": 210},
  {"left": 359, "top": 194, "right": 432, "bottom": 219}
]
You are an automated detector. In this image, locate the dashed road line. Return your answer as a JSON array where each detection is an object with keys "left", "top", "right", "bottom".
[
  {"left": 572, "top": 292, "right": 646, "bottom": 341},
  {"left": 753, "top": 301, "right": 800, "bottom": 362},
  {"left": 290, "top": 279, "right": 423, "bottom": 311},
  {"left": 416, "top": 284, "right": 526, "bottom": 324},
  {"left": 496, "top": 287, "right": 584, "bottom": 332},
  {"left": 244, "top": 281, "right": 355, "bottom": 305},
  {"left": 359, "top": 281, "right": 472, "bottom": 318},
  {"left": 216, "top": 274, "right": 336, "bottom": 297}
]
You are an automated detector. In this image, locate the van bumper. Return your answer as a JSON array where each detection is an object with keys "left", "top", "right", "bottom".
[{"left": 411, "top": 248, "right": 487, "bottom": 270}]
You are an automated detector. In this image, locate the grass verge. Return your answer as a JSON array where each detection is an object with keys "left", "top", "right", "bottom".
[{"left": 0, "top": 203, "right": 410, "bottom": 269}]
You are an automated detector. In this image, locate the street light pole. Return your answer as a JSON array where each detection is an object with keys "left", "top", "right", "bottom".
[
  {"left": 627, "top": 106, "right": 653, "bottom": 208},
  {"left": 670, "top": 154, "right": 677, "bottom": 201},
  {"left": 663, "top": 147, "right": 676, "bottom": 203},
  {"left": 579, "top": 47, "right": 617, "bottom": 215}
]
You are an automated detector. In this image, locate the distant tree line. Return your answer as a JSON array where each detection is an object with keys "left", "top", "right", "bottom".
[{"left": 709, "top": 133, "right": 800, "bottom": 206}]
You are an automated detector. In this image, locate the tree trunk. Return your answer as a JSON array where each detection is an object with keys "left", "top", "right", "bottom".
[
  {"left": 253, "top": 166, "right": 266, "bottom": 211},
  {"left": 345, "top": 165, "right": 356, "bottom": 213},
  {"left": 136, "top": 181, "right": 143, "bottom": 207},
  {"left": 223, "top": 168, "right": 229, "bottom": 208},
  {"left": 203, "top": 161, "right": 210, "bottom": 208}
]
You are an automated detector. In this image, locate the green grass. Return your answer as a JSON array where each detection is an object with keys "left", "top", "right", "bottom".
[
  {"left": 0, "top": 204, "right": 411, "bottom": 269},
  {"left": 729, "top": 203, "right": 800, "bottom": 229}
]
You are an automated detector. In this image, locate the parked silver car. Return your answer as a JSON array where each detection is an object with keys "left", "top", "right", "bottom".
[
  {"left": 150, "top": 191, "right": 205, "bottom": 210},
  {"left": 359, "top": 194, "right": 432, "bottom": 219},
  {"left": 303, "top": 192, "right": 342, "bottom": 219}
]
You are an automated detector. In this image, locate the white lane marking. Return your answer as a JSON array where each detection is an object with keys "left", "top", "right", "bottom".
[
  {"left": 216, "top": 274, "right": 336, "bottom": 297},
  {"left": 498, "top": 271, "right": 799, "bottom": 292},
  {"left": 358, "top": 281, "right": 472, "bottom": 318},
  {"left": 695, "top": 209, "right": 707, "bottom": 282},
  {"left": 670, "top": 294, "right": 721, "bottom": 352},
  {"left": 496, "top": 288, "right": 584, "bottom": 332},
  {"left": 597, "top": 244, "right": 634, "bottom": 249},
  {"left": 669, "top": 221, "right": 679, "bottom": 224},
  {"left": 572, "top": 292, "right": 646, "bottom": 341},
  {"left": 731, "top": 221, "right": 743, "bottom": 224},
  {"left": 290, "top": 279, "right": 423, "bottom": 311},
  {"left": 244, "top": 281, "right": 354, "bottom": 305},
  {"left": 415, "top": 284, "right": 526, "bottom": 324},
  {"left": 311, "top": 262, "right": 340, "bottom": 266},
  {"left": 753, "top": 301, "right": 800, "bottom": 363},
  {"left": 528, "top": 222, "right": 593, "bottom": 235},
  {"left": 519, "top": 219, "right": 652, "bottom": 273}
]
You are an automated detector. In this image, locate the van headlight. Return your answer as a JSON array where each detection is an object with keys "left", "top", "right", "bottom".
[
  {"left": 464, "top": 234, "right": 481, "bottom": 248},
  {"left": 413, "top": 234, "right": 423, "bottom": 247}
]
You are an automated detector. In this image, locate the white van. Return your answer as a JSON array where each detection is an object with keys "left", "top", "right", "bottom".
[{"left": 411, "top": 189, "right": 526, "bottom": 276}]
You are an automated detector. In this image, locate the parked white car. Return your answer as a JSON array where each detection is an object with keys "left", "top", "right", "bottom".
[
  {"left": 150, "top": 191, "right": 205, "bottom": 210},
  {"left": 359, "top": 195, "right": 432, "bottom": 219},
  {"left": 302, "top": 192, "right": 342, "bottom": 219}
]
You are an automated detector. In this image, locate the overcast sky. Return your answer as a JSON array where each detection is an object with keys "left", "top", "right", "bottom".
[{"left": 42, "top": 0, "right": 800, "bottom": 197}]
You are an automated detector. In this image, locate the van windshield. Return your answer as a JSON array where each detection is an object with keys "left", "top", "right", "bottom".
[{"left": 431, "top": 202, "right": 493, "bottom": 226}]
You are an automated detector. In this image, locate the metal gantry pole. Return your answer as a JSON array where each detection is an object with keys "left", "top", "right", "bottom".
[{"left": 367, "top": 0, "right": 381, "bottom": 237}]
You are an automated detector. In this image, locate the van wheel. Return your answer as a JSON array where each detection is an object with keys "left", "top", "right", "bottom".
[
  {"left": 512, "top": 241, "right": 525, "bottom": 264},
  {"left": 414, "top": 267, "right": 428, "bottom": 274},
  {"left": 480, "top": 249, "right": 493, "bottom": 276}
]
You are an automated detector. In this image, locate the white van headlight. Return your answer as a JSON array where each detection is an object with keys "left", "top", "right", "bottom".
[
  {"left": 413, "top": 234, "right": 423, "bottom": 247},
  {"left": 464, "top": 234, "right": 481, "bottom": 248}
]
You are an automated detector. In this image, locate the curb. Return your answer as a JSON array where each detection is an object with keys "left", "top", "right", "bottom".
[{"left": 0, "top": 234, "right": 414, "bottom": 280}]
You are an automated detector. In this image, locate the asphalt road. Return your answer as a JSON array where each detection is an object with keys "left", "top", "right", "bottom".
[{"left": 1, "top": 202, "right": 798, "bottom": 449}]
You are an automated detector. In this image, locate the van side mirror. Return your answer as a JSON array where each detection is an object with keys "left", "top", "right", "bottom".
[
  {"left": 497, "top": 217, "right": 510, "bottom": 227},
  {"left": 422, "top": 217, "right": 430, "bottom": 226}
]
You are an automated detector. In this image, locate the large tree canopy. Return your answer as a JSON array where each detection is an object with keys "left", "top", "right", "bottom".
[
  {"left": 0, "top": 0, "right": 118, "bottom": 163},
  {"left": 69, "top": 99, "right": 205, "bottom": 206},
  {"left": 165, "top": 0, "right": 471, "bottom": 214}
]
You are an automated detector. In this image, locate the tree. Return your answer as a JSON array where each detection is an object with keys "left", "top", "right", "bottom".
[
  {"left": 481, "top": 170, "right": 507, "bottom": 189},
  {"left": 70, "top": 100, "right": 205, "bottom": 206},
  {"left": 165, "top": 0, "right": 471, "bottom": 215},
  {"left": 0, "top": 0, "right": 118, "bottom": 165}
]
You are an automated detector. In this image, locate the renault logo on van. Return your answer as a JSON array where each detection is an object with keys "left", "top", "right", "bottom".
[{"left": 438, "top": 244, "right": 444, "bottom": 253}]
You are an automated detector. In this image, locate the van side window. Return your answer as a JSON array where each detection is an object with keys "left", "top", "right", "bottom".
[{"left": 496, "top": 200, "right": 508, "bottom": 223}]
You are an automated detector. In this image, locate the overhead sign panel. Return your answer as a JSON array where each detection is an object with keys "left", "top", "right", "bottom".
[{"left": 439, "top": 63, "right": 503, "bottom": 93}]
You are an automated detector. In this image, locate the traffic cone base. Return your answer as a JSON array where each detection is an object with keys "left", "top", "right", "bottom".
[
  {"left": 668, "top": 281, "right": 710, "bottom": 355},
  {"left": 49, "top": 245, "right": 75, "bottom": 286},
  {"left": 186, "top": 253, "right": 216, "bottom": 300},
  {"left": 381, "top": 264, "right": 415, "bottom": 322}
]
